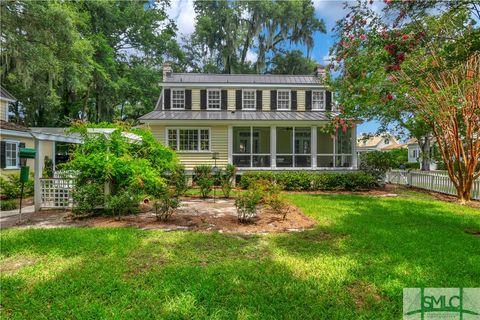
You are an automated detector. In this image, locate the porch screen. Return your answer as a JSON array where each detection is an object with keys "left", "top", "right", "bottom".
[
  {"left": 316, "top": 128, "right": 353, "bottom": 168},
  {"left": 276, "top": 127, "right": 311, "bottom": 167},
  {"left": 233, "top": 127, "right": 270, "bottom": 167}
]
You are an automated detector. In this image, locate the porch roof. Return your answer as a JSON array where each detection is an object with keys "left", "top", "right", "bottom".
[{"left": 139, "top": 110, "right": 339, "bottom": 122}]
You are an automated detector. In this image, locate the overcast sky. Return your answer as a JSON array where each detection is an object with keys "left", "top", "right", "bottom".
[{"left": 166, "top": 0, "right": 383, "bottom": 135}]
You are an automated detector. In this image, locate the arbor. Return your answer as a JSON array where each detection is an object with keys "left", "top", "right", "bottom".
[{"left": 330, "top": 0, "right": 480, "bottom": 201}]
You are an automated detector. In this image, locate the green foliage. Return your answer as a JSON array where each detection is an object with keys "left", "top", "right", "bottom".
[
  {"left": 270, "top": 50, "right": 318, "bottom": 75},
  {"left": 0, "top": 173, "right": 34, "bottom": 200},
  {"left": 105, "top": 191, "right": 140, "bottom": 218},
  {"left": 359, "top": 152, "right": 396, "bottom": 182},
  {"left": 1, "top": 199, "right": 18, "bottom": 211},
  {"left": 235, "top": 185, "right": 264, "bottom": 223},
  {"left": 219, "top": 164, "right": 237, "bottom": 198},
  {"left": 153, "top": 189, "right": 180, "bottom": 221},
  {"left": 65, "top": 123, "right": 176, "bottom": 215},
  {"left": 194, "top": 165, "right": 214, "bottom": 198},
  {"left": 72, "top": 183, "right": 104, "bottom": 215},
  {"left": 42, "top": 156, "right": 54, "bottom": 178},
  {"left": 386, "top": 149, "right": 408, "bottom": 168},
  {"left": 168, "top": 165, "right": 189, "bottom": 197},
  {"left": 239, "top": 171, "right": 376, "bottom": 191}
]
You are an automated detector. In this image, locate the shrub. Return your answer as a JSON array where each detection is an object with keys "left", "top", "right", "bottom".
[
  {"left": 267, "top": 194, "right": 290, "bottom": 220},
  {"left": 1, "top": 199, "right": 18, "bottom": 211},
  {"left": 194, "top": 165, "right": 214, "bottom": 198},
  {"left": 153, "top": 189, "right": 180, "bottom": 221},
  {"left": 235, "top": 186, "right": 264, "bottom": 223},
  {"left": 239, "top": 171, "right": 376, "bottom": 191},
  {"left": 43, "top": 156, "right": 54, "bottom": 178},
  {"left": 219, "top": 164, "right": 237, "bottom": 198},
  {"left": 105, "top": 190, "right": 140, "bottom": 219},
  {"left": 169, "top": 164, "right": 188, "bottom": 196},
  {"left": 360, "top": 151, "right": 396, "bottom": 183},
  {"left": 0, "top": 173, "right": 34, "bottom": 199},
  {"left": 72, "top": 183, "right": 104, "bottom": 215}
]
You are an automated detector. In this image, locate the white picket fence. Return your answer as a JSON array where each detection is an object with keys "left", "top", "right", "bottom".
[{"left": 386, "top": 170, "right": 480, "bottom": 200}]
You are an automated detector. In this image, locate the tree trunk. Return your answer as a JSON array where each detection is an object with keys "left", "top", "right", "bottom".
[{"left": 420, "top": 137, "right": 431, "bottom": 171}]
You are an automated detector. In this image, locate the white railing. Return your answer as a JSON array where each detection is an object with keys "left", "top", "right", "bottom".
[
  {"left": 386, "top": 170, "right": 480, "bottom": 200},
  {"left": 40, "top": 178, "right": 74, "bottom": 208}
]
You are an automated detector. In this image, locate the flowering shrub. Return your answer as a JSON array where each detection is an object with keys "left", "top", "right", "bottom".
[{"left": 235, "top": 185, "right": 264, "bottom": 223}]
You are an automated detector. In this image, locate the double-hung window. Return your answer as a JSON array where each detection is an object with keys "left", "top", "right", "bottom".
[
  {"left": 312, "top": 90, "right": 325, "bottom": 110},
  {"left": 5, "top": 141, "right": 19, "bottom": 168},
  {"left": 171, "top": 89, "right": 185, "bottom": 109},
  {"left": 207, "top": 89, "right": 221, "bottom": 110},
  {"left": 242, "top": 90, "right": 256, "bottom": 110},
  {"left": 167, "top": 129, "right": 210, "bottom": 152},
  {"left": 277, "top": 90, "right": 291, "bottom": 110}
]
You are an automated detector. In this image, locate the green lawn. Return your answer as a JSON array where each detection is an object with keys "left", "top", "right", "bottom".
[{"left": 1, "top": 190, "right": 479, "bottom": 319}]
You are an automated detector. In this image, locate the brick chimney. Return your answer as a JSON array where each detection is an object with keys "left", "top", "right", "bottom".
[
  {"left": 163, "top": 62, "right": 173, "bottom": 80},
  {"left": 314, "top": 65, "right": 326, "bottom": 80}
]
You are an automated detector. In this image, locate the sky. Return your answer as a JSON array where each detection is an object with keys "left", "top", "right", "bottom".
[{"left": 166, "top": 0, "right": 383, "bottom": 135}]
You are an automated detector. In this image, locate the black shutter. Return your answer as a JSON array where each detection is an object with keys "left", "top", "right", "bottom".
[
  {"left": 326, "top": 91, "right": 332, "bottom": 111},
  {"left": 291, "top": 91, "right": 297, "bottom": 110},
  {"left": 185, "top": 90, "right": 192, "bottom": 110},
  {"left": 256, "top": 90, "right": 262, "bottom": 111},
  {"left": 200, "top": 90, "right": 207, "bottom": 110},
  {"left": 163, "top": 89, "right": 171, "bottom": 110},
  {"left": 235, "top": 90, "right": 242, "bottom": 110},
  {"left": 306, "top": 91, "right": 312, "bottom": 111},
  {"left": 270, "top": 90, "right": 277, "bottom": 110},
  {"left": 0, "top": 141, "right": 6, "bottom": 169},
  {"left": 221, "top": 90, "right": 227, "bottom": 110}
]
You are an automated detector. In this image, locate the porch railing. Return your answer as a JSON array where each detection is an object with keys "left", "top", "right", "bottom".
[{"left": 386, "top": 170, "right": 480, "bottom": 200}]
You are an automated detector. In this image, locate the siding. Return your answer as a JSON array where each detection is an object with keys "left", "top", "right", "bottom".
[
  {"left": 150, "top": 125, "right": 228, "bottom": 170},
  {"left": 0, "top": 100, "right": 7, "bottom": 121},
  {"left": 262, "top": 89, "right": 270, "bottom": 111},
  {"left": 0, "top": 136, "right": 54, "bottom": 174},
  {"left": 192, "top": 89, "right": 200, "bottom": 110},
  {"left": 227, "top": 89, "right": 235, "bottom": 111},
  {"left": 297, "top": 90, "right": 305, "bottom": 111}
]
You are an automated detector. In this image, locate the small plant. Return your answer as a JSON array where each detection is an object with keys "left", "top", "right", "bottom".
[
  {"left": 1, "top": 199, "right": 18, "bottom": 211},
  {"left": 153, "top": 189, "right": 180, "bottom": 221},
  {"left": 0, "top": 173, "right": 34, "bottom": 199},
  {"left": 266, "top": 194, "right": 290, "bottom": 220},
  {"left": 43, "top": 156, "right": 54, "bottom": 178},
  {"left": 219, "top": 164, "right": 236, "bottom": 198},
  {"left": 72, "top": 183, "right": 104, "bottom": 215},
  {"left": 194, "top": 165, "right": 214, "bottom": 198},
  {"left": 169, "top": 164, "right": 188, "bottom": 196},
  {"left": 235, "top": 186, "right": 263, "bottom": 223},
  {"left": 105, "top": 190, "right": 140, "bottom": 219}
]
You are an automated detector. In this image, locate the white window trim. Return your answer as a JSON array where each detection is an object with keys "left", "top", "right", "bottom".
[
  {"left": 207, "top": 89, "right": 222, "bottom": 110},
  {"left": 170, "top": 88, "right": 185, "bottom": 110},
  {"left": 276, "top": 90, "right": 291, "bottom": 111},
  {"left": 242, "top": 89, "right": 256, "bottom": 110},
  {"left": 4, "top": 140, "right": 20, "bottom": 169},
  {"left": 311, "top": 90, "right": 326, "bottom": 111},
  {"left": 165, "top": 127, "right": 211, "bottom": 153}
]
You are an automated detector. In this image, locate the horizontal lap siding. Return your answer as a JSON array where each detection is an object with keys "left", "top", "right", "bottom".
[
  {"left": 0, "top": 101, "right": 7, "bottom": 121},
  {"left": 192, "top": 89, "right": 200, "bottom": 110},
  {"left": 0, "top": 136, "right": 53, "bottom": 174},
  {"left": 228, "top": 90, "right": 235, "bottom": 111},
  {"left": 262, "top": 90, "right": 270, "bottom": 111},
  {"left": 149, "top": 125, "right": 228, "bottom": 170},
  {"left": 297, "top": 90, "right": 306, "bottom": 111}
]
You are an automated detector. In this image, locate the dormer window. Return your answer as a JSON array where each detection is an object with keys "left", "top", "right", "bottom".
[
  {"left": 384, "top": 138, "right": 390, "bottom": 145},
  {"left": 277, "top": 90, "right": 291, "bottom": 110},
  {"left": 242, "top": 89, "right": 256, "bottom": 110},
  {"left": 312, "top": 90, "right": 325, "bottom": 111},
  {"left": 171, "top": 89, "right": 185, "bottom": 110},
  {"left": 207, "top": 89, "right": 221, "bottom": 110}
]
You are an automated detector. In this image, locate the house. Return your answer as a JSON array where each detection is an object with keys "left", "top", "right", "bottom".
[
  {"left": 407, "top": 138, "right": 438, "bottom": 170},
  {"left": 356, "top": 132, "right": 401, "bottom": 156},
  {"left": 138, "top": 63, "right": 357, "bottom": 172}
]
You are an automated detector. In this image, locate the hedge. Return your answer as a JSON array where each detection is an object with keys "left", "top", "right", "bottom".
[{"left": 239, "top": 171, "right": 376, "bottom": 191}]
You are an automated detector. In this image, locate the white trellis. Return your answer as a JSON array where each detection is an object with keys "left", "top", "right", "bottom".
[
  {"left": 386, "top": 170, "right": 480, "bottom": 200},
  {"left": 40, "top": 178, "right": 75, "bottom": 209}
]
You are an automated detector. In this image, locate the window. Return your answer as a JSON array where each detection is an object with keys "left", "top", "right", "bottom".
[
  {"left": 312, "top": 90, "right": 325, "bottom": 110},
  {"left": 277, "top": 90, "right": 291, "bottom": 110},
  {"left": 5, "top": 141, "right": 19, "bottom": 168},
  {"left": 171, "top": 89, "right": 185, "bottom": 109},
  {"left": 384, "top": 138, "right": 390, "bottom": 145},
  {"left": 167, "top": 129, "right": 210, "bottom": 152},
  {"left": 317, "top": 128, "right": 353, "bottom": 168},
  {"left": 276, "top": 127, "right": 311, "bottom": 167},
  {"left": 233, "top": 127, "right": 270, "bottom": 167},
  {"left": 242, "top": 90, "right": 256, "bottom": 110},
  {"left": 207, "top": 89, "right": 221, "bottom": 110}
]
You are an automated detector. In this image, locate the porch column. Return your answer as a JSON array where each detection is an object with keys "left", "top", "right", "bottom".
[
  {"left": 352, "top": 125, "right": 358, "bottom": 169},
  {"left": 227, "top": 126, "right": 232, "bottom": 165},
  {"left": 311, "top": 126, "right": 317, "bottom": 169},
  {"left": 271, "top": 125, "right": 276, "bottom": 169},
  {"left": 34, "top": 139, "right": 45, "bottom": 212}
]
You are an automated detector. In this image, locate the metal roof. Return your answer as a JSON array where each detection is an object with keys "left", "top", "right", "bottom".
[
  {"left": 139, "top": 110, "right": 337, "bottom": 121},
  {"left": 0, "top": 86, "right": 16, "bottom": 101},
  {"left": 164, "top": 73, "right": 323, "bottom": 85}
]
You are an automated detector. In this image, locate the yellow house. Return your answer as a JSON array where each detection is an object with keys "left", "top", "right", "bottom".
[{"left": 139, "top": 64, "right": 357, "bottom": 172}]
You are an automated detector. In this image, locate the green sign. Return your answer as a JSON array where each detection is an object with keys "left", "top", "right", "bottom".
[
  {"left": 19, "top": 148, "right": 36, "bottom": 159},
  {"left": 20, "top": 166, "right": 30, "bottom": 183}
]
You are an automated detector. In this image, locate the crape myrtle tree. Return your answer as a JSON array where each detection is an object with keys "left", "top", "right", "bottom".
[{"left": 329, "top": 0, "right": 480, "bottom": 202}]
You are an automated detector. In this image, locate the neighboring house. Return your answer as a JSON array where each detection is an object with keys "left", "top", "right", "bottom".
[
  {"left": 139, "top": 64, "right": 356, "bottom": 171},
  {"left": 0, "top": 87, "right": 79, "bottom": 174},
  {"left": 356, "top": 132, "right": 400, "bottom": 155},
  {"left": 407, "top": 138, "right": 438, "bottom": 170}
]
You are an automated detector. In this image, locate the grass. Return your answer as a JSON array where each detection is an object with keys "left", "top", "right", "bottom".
[{"left": 1, "top": 189, "right": 479, "bottom": 319}]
